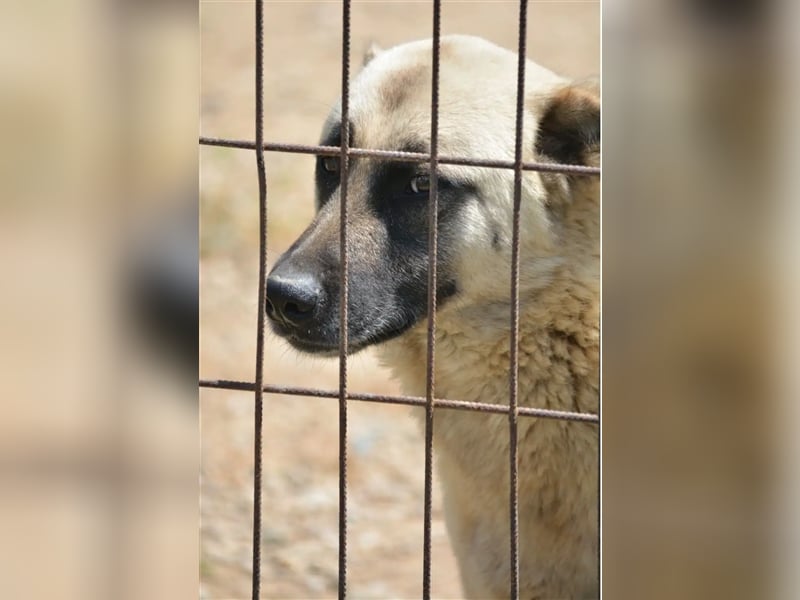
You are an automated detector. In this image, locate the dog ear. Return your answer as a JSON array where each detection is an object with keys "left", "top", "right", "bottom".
[
  {"left": 534, "top": 79, "right": 600, "bottom": 166},
  {"left": 362, "top": 42, "right": 383, "bottom": 67}
]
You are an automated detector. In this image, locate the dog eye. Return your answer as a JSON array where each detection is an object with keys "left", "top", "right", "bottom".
[
  {"left": 321, "top": 156, "right": 339, "bottom": 173},
  {"left": 409, "top": 174, "right": 430, "bottom": 194}
]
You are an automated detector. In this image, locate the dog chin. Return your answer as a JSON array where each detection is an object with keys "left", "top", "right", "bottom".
[{"left": 283, "top": 336, "right": 343, "bottom": 357}]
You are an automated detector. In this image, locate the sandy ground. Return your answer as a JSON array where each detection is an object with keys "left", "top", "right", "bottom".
[{"left": 200, "top": 2, "right": 598, "bottom": 598}]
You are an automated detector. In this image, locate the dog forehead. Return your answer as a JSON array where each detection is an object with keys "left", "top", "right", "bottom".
[
  {"left": 352, "top": 36, "right": 516, "bottom": 111},
  {"left": 346, "top": 35, "right": 564, "bottom": 152}
]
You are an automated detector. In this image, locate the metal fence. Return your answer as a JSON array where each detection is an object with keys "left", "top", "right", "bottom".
[{"left": 199, "top": 1, "right": 600, "bottom": 598}]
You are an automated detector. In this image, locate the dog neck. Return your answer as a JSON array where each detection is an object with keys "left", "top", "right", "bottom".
[{"left": 377, "top": 262, "right": 599, "bottom": 413}]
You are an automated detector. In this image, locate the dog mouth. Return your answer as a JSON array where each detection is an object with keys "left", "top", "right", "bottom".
[{"left": 269, "top": 316, "right": 417, "bottom": 356}]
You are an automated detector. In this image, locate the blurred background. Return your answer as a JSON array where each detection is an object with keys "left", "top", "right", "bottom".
[
  {"left": 0, "top": 2, "right": 197, "bottom": 600},
  {"left": 602, "top": 0, "right": 800, "bottom": 598},
  {"left": 1, "top": 1, "right": 799, "bottom": 599},
  {"left": 200, "top": 2, "right": 598, "bottom": 598}
]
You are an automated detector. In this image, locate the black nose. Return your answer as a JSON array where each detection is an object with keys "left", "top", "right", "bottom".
[{"left": 266, "top": 274, "right": 321, "bottom": 326}]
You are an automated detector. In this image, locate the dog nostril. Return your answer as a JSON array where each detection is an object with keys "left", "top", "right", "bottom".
[
  {"left": 284, "top": 300, "right": 313, "bottom": 318},
  {"left": 265, "top": 297, "right": 276, "bottom": 318},
  {"left": 266, "top": 275, "right": 320, "bottom": 326}
]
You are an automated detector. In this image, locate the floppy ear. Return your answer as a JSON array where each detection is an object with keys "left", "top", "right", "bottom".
[
  {"left": 534, "top": 79, "right": 600, "bottom": 166},
  {"left": 362, "top": 42, "right": 383, "bottom": 67}
]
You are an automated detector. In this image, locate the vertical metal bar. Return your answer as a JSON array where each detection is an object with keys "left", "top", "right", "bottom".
[
  {"left": 338, "top": 1, "right": 352, "bottom": 598},
  {"left": 422, "top": 2, "right": 442, "bottom": 598},
  {"left": 509, "top": 1, "right": 529, "bottom": 599},
  {"left": 252, "top": 0, "right": 267, "bottom": 598}
]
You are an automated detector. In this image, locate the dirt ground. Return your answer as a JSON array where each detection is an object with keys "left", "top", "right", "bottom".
[{"left": 200, "top": 2, "right": 598, "bottom": 598}]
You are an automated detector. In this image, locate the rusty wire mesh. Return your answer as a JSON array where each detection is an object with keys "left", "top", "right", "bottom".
[{"left": 199, "top": 0, "right": 599, "bottom": 598}]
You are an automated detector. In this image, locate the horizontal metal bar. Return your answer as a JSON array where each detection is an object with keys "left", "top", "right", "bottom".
[
  {"left": 199, "top": 378, "right": 599, "bottom": 423},
  {"left": 199, "top": 136, "right": 600, "bottom": 176}
]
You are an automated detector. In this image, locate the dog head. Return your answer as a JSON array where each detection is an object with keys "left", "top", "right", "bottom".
[{"left": 266, "top": 35, "right": 599, "bottom": 355}]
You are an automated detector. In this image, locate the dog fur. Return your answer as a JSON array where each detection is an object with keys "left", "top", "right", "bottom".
[{"left": 267, "top": 35, "right": 599, "bottom": 599}]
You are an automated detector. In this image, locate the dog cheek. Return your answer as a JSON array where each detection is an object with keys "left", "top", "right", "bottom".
[{"left": 344, "top": 266, "right": 393, "bottom": 338}]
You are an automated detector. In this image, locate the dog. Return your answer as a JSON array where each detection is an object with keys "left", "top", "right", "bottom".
[{"left": 266, "top": 35, "right": 599, "bottom": 599}]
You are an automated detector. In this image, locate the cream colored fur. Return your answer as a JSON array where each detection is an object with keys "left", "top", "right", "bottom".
[{"left": 351, "top": 36, "right": 600, "bottom": 599}]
